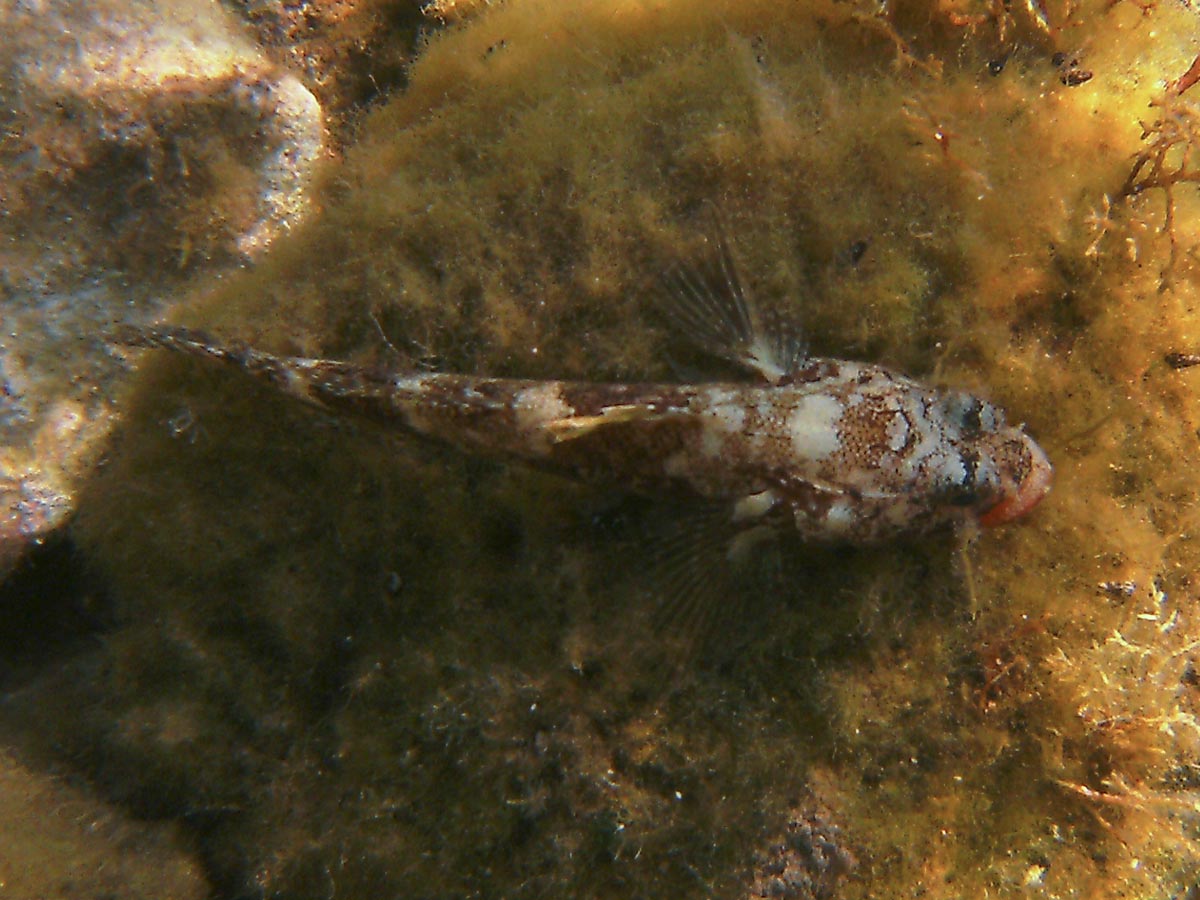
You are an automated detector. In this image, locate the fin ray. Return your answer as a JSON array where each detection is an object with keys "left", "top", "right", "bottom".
[
  {"left": 544, "top": 403, "right": 680, "bottom": 442},
  {"left": 640, "top": 498, "right": 779, "bottom": 676},
  {"left": 654, "top": 210, "right": 806, "bottom": 384}
]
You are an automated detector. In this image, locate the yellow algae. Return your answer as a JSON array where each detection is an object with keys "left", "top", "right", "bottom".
[{"left": 59, "top": 0, "right": 1200, "bottom": 897}]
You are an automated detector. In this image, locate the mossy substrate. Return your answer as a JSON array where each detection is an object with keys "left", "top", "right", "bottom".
[{"left": 65, "top": 0, "right": 1200, "bottom": 896}]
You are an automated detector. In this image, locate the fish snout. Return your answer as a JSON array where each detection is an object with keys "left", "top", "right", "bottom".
[{"left": 977, "top": 431, "right": 1052, "bottom": 527}]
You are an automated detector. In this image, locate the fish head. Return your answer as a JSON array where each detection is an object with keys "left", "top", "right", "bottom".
[
  {"left": 973, "top": 428, "right": 1053, "bottom": 527},
  {"left": 935, "top": 391, "right": 1053, "bottom": 527}
]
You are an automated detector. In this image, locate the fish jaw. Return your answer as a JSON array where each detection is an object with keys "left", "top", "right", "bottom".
[{"left": 977, "top": 431, "right": 1053, "bottom": 527}]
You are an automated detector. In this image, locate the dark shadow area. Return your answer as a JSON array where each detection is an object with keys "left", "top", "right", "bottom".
[{"left": 0, "top": 533, "right": 112, "bottom": 690}]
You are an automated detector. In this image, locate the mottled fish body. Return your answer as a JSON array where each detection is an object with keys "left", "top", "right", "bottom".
[{"left": 116, "top": 228, "right": 1051, "bottom": 546}]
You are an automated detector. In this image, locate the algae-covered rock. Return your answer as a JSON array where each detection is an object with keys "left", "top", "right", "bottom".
[
  {"left": 60, "top": 0, "right": 1200, "bottom": 896},
  {"left": 0, "top": 0, "right": 328, "bottom": 579},
  {"left": 236, "top": 0, "right": 429, "bottom": 135}
]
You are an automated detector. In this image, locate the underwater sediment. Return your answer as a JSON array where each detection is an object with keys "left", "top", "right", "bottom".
[{"left": 18, "top": 0, "right": 1200, "bottom": 896}]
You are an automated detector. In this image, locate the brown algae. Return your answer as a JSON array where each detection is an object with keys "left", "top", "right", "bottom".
[{"left": 60, "top": 0, "right": 1200, "bottom": 896}]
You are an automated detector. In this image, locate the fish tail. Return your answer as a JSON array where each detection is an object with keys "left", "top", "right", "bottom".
[
  {"left": 110, "top": 324, "right": 366, "bottom": 405},
  {"left": 112, "top": 323, "right": 290, "bottom": 385},
  {"left": 112, "top": 324, "right": 259, "bottom": 367}
]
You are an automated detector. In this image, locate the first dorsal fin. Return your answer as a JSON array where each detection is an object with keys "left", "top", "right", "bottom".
[{"left": 654, "top": 212, "right": 806, "bottom": 385}]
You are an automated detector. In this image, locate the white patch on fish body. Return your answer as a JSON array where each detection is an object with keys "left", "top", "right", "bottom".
[
  {"left": 690, "top": 386, "right": 750, "bottom": 459},
  {"left": 391, "top": 374, "right": 438, "bottom": 432},
  {"left": 787, "top": 394, "right": 844, "bottom": 459},
  {"left": 821, "top": 500, "right": 858, "bottom": 535},
  {"left": 708, "top": 400, "right": 746, "bottom": 432},
  {"left": 702, "top": 386, "right": 739, "bottom": 406},
  {"left": 731, "top": 489, "right": 777, "bottom": 522},
  {"left": 885, "top": 407, "right": 911, "bottom": 452},
  {"left": 514, "top": 383, "right": 573, "bottom": 430},
  {"left": 703, "top": 401, "right": 748, "bottom": 440}
]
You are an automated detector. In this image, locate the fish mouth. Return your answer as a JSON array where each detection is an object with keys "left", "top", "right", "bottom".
[{"left": 978, "top": 436, "right": 1053, "bottom": 528}]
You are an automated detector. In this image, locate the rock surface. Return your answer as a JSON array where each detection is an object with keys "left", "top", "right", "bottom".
[{"left": 0, "top": 0, "right": 326, "bottom": 579}]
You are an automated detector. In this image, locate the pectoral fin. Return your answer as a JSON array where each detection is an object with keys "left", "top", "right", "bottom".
[
  {"left": 544, "top": 404, "right": 674, "bottom": 442},
  {"left": 640, "top": 493, "right": 784, "bottom": 681},
  {"left": 577, "top": 492, "right": 786, "bottom": 691}
]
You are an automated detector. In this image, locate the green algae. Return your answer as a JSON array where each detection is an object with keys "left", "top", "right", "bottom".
[{"left": 61, "top": 0, "right": 1200, "bottom": 896}]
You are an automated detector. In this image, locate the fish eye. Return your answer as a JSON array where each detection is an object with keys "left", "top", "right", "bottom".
[
  {"left": 942, "top": 392, "right": 1003, "bottom": 437},
  {"left": 957, "top": 396, "right": 984, "bottom": 437}
]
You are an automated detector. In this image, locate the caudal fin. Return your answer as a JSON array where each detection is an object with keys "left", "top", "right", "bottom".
[{"left": 109, "top": 323, "right": 355, "bottom": 404}]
